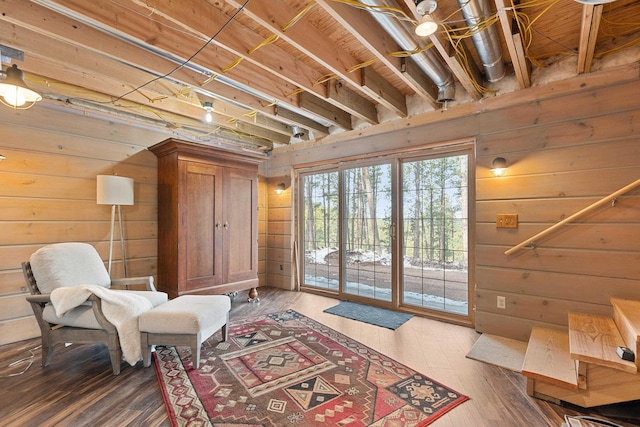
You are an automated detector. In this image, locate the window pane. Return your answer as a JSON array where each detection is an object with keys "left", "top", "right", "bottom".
[
  {"left": 302, "top": 172, "right": 339, "bottom": 291},
  {"left": 342, "top": 164, "right": 392, "bottom": 302}
]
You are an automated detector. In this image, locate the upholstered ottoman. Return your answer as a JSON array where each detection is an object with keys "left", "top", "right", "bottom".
[{"left": 139, "top": 294, "right": 231, "bottom": 369}]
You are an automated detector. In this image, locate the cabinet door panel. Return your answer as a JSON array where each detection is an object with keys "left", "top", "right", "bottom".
[
  {"left": 184, "top": 161, "right": 223, "bottom": 290},
  {"left": 224, "top": 167, "right": 257, "bottom": 283}
]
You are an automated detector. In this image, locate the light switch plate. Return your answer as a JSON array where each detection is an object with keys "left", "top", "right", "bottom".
[{"left": 496, "top": 214, "right": 518, "bottom": 228}]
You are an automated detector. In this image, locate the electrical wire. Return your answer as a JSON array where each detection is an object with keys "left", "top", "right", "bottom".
[
  {"left": 109, "top": 0, "right": 252, "bottom": 104},
  {"left": 0, "top": 345, "right": 41, "bottom": 377}
]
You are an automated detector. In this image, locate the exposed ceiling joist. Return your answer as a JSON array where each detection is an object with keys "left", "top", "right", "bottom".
[
  {"left": 578, "top": 3, "right": 603, "bottom": 74},
  {"left": 495, "top": 0, "right": 531, "bottom": 88},
  {"left": 0, "top": 0, "right": 636, "bottom": 149},
  {"left": 225, "top": 0, "right": 408, "bottom": 118},
  {"left": 316, "top": 0, "right": 439, "bottom": 106}
]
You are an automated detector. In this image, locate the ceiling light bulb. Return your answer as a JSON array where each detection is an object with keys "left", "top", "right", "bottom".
[
  {"left": 2, "top": 86, "right": 26, "bottom": 107},
  {"left": 415, "top": 14, "right": 438, "bottom": 37},
  {"left": 574, "top": 0, "right": 615, "bottom": 3},
  {"left": 202, "top": 101, "right": 214, "bottom": 123},
  {"left": 491, "top": 157, "right": 508, "bottom": 177},
  {"left": 0, "top": 64, "right": 42, "bottom": 109}
]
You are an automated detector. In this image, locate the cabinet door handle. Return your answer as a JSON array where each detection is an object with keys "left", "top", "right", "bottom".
[
  {"left": 224, "top": 221, "right": 229, "bottom": 229},
  {"left": 216, "top": 222, "right": 222, "bottom": 229}
]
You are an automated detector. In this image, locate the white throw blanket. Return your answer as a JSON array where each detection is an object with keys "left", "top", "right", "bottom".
[{"left": 50, "top": 285, "right": 153, "bottom": 366}]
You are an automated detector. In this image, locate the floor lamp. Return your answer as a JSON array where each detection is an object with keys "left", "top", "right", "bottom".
[{"left": 97, "top": 175, "right": 134, "bottom": 278}]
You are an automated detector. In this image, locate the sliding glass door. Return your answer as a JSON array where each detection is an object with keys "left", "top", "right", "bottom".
[
  {"left": 400, "top": 155, "right": 469, "bottom": 315},
  {"left": 299, "top": 146, "right": 472, "bottom": 321}
]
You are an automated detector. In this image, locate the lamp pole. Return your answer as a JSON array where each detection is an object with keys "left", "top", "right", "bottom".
[{"left": 97, "top": 175, "right": 134, "bottom": 278}]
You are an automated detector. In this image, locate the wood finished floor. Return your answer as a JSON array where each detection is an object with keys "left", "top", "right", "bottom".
[{"left": 1, "top": 287, "right": 639, "bottom": 427}]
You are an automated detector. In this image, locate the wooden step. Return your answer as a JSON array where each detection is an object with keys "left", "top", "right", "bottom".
[
  {"left": 529, "top": 363, "right": 640, "bottom": 408},
  {"left": 611, "top": 297, "right": 640, "bottom": 369},
  {"left": 522, "top": 326, "right": 578, "bottom": 389},
  {"left": 568, "top": 312, "right": 637, "bottom": 374}
]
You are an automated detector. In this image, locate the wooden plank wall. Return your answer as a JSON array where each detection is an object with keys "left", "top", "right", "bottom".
[
  {"left": 0, "top": 107, "right": 273, "bottom": 345},
  {"left": 258, "top": 176, "right": 267, "bottom": 288},
  {"left": 263, "top": 63, "right": 640, "bottom": 340},
  {"left": 0, "top": 105, "right": 169, "bottom": 345},
  {"left": 265, "top": 177, "right": 294, "bottom": 290},
  {"left": 474, "top": 83, "right": 640, "bottom": 340}
]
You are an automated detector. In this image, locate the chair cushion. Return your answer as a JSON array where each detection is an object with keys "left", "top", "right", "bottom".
[
  {"left": 42, "top": 304, "right": 103, "bottom": 329},
  {"left": 30, "top": 242, "right": 111, "bottom": 294},
  {"left": 42, "top": 290, "right": 167, "bottom": 330}
]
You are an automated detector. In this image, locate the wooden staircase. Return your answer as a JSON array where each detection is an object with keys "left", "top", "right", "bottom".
[{"left": 522, "top": 298, "right": 640, "bottom": 408}]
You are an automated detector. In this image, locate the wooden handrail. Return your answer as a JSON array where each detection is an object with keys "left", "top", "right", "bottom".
[{"left": 505, "top": 178, "right": 640, "bottom": 256}]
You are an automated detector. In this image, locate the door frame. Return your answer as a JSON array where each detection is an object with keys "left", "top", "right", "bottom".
[{"left": 293, "top": 138, "right": 476, "bottom": 327}]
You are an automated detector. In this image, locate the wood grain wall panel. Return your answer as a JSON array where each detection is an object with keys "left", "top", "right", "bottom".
[
  {"left": 257, "top": 178, "right": 267, "bottom": 287},
  {"left": 0, "top": 173, "right": 157, "bottom": 202},
  {"left": 476, "top": 267, "right": 640, "bottom": 304},
  {"left": 266, "top": 177, "right": 293, "bottom": 290},
  {"left": 0, "top": 239, "right": 156, "bottom": 271},
  {"left": 0, "top": 108, "right": 166, "bottom": 147},
  {"left": 478, "top": 246, "right": 640, "bottom": 280},
  {"left": 0, "top": 105, "right": 167, "bottom": 345},
  {"left": 477, "top": 223, "right": 640, "bottom": 251},
  {"left": 0, "top": 294, "right": 33, "bottom": 321},
  {"left": 473, "top": 90, "right": 640, "bottom": 338},
  {"left": 477, "top": 113, "right": 640, "bottom": 158},
  {"left": 476, "top": 80, "right": 640, "bottom": 135},
  {"left": 473, "top": 312, "right": 541, "bottom": 341},
  {"left": 269, "top": 206, "right": 293, "bottom": 221},
  {"left": 477, "top": 167, "right": 640, "bottom": 200},
  {"left": 0, "top": 148, "right": 157, "bottom": 182},
  {"left": 477, "top": 140, "right": 640, "bottom": 179},
  {"left": 476, "top": 196, "right": 640, "bottom": 223},
  {"left": 267, "top": 261, "right": 292, "bottom": 277},
  {"left": 0, "top": 222, "right": 157, "bottom": 246},
  {"left": 475, "top": 289, "right": 613, "bottom": 326},
  {"left": 0, "top": 198, "right": 157, "bottom": 221},
  {"left": 0, "top": 124, "right": 160, "bottom": 167},
  {"left": 0, "top": 318, "right": 39, "bottom": 346},
  {"left": 267, "top": 234, "right": 292, "bottom": 250},
  {"left": 267, "top": 221, "right": 291, "bottom": 237},
  {"left": 0, "top": 271, "right": 26, "bottom": 296},
  {"left": 266, "top": 273, "right": 293, "bottom": 289}
]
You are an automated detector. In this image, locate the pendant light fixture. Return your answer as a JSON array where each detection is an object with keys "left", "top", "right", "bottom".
[
  {"left": 0, "top": 64, "right": 42, "bottom": 109},
  {"left": 203, "top": 101, "right": 214, "bottom": 123},
  {"left": 415, "top": 0, "right": 438, "bottom": 37},
  {"left": 491, "top": 157, "right": 508, "bottom": 177}
]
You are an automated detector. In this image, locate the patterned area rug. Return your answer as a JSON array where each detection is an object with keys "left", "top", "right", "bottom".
[{"left": 153, "top": 310, "right": 469, "bottom": 426}]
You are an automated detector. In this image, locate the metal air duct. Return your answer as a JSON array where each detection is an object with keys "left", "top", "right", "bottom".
[
  {"left": 457, "top": 0, "right": 505, "bottom": 82},
  {"left": 359, "top": 0, "right": 455, "bottom": 102}
]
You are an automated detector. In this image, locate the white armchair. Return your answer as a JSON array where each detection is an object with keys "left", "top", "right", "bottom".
[{"left": 22, "top": 242, "right": 168, "bottom": 375}]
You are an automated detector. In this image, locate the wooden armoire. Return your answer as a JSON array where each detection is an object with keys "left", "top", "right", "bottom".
[{"left": 149, "top": 138, "right": 264, "bottom": 300}]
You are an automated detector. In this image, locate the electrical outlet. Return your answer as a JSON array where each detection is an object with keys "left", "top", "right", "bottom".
[
  {"left": 496, "top": 214, "right": 518, "bottom": 229},
  {"left": 497, "top": 296, "right": 506, "bottom": 309}
]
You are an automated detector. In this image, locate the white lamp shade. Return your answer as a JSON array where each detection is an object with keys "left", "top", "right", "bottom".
[{"left": 97, "top": 175, "right": 134, "bottom": 205}]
